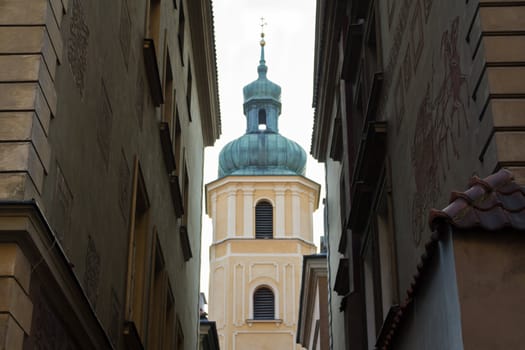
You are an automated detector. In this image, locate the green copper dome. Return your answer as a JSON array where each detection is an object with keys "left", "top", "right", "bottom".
[
  {"left": 219, "top": 133, "right": 307, "bottom": 177},
  {"left": 218, "top": 34, "right": 307, "bottom": 178}
]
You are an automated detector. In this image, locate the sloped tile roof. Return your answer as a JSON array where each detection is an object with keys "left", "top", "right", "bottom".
[
  {"left": 429, "top": 169, "right": 525, "bottom": 231},
  {"left": 377, "top": 169, "right": 525, "bottom": 350},
  {"left": 376, "top": 231, "right": 441, "bottom": 350}
]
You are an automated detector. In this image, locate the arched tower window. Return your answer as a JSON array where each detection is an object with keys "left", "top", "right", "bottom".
[
  {"left": 258, "top": 109, "right": 267, "bottom": 130},
  {"left": 253, "top": 286, "right": 275, "bottom": 320},
  {"left": 255, "top": 200, "right": 273, "bottom": 239}
]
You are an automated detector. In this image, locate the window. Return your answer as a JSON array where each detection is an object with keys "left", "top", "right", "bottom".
[
  {"left": 363, "top": 226, "right": 382, "bottom": 346},
  {"left": 362, "top": 175, "right": 399, "bottom": 347},
  {"left": 148, "top": 0, "right": 161, "bottom": 48},
  {"left": 255, "top": 200, "right": 273, "bottom": 239},
  {"left": 173, "top": 107, "right": 182, "bottom": 173},
  {"left": 338, "top": 170, "right": 350, "bottom": 256},
  {"left": 179, "top": 157, "right": 193, "bottom": 261},
  {"left": 361, "top": 6, "right": 384, "bottom": 123},
  {"left": 148, "top": 232, "right": 167, "bottom": 349},
  {"left": 125, "top": 159, "right": 151, "bottom": 340},
  {"left": 342, "top": 79, "right": 357, "bottom": 185},
  {"left": 186, "top": 63, "right": 192, "bottom": 121},
  {"left": 375, "top": 178, "right": 399, "bottom": 318},
  {"left": 253, "top": 287, "right": 275, "bottom": 320},
  {"left": 145, "top": 232, "right": 177, "bottom": 350},
  {"left": 363, "top": 11, "right": 379, "bottom": 97},
  {"left": 143, "top": 0, "right": 163, "bottom": 106},
  {"left": 258, "top": 109, "right": 267, "bottom": 130},
  {"left": 330, "top": 115, "right": 343, "bottom": 161},
  {"left": 165, "top": 287, "right": 176, "bottom": 349},
  {"left": 163, "top": 52, "right": 174, "bottom": 131},
  {"left": 182, "top": 157, "right": 189, "bottom": 225},
  {"left": 177, "top": 2, "right": 185, "bottom": 64},
  {"left": 167, "top": 121, "right": 183, "bottom": 218}
]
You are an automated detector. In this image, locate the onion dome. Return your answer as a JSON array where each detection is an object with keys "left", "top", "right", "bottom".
[
  {"left": 219, "top": 132, "right": 307, "bottom": 177},
  {"left": 242, "top": 35, "right": 282, "bottom": 112},
  {"left": 218, "top": 30, "right": 307, "bottom": 177}
]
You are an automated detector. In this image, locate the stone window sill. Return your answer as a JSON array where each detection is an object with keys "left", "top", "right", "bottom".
[{"left": 246, "top": 319, "right": 283, "bottom": 327}]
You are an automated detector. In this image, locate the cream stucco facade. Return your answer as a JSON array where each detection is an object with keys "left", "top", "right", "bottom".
[{"left": 206, "top": 175, "right": 320, "bottom": 350}]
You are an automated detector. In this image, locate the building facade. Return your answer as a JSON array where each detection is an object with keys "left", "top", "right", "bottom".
[
  {"left": 311, "top": 0, "right": 525, "bottom": 349},
  {"left": 199, "top": 293, "right": 221, "bottom": 350},
  {"left": 0, "top": 0, "right": 220, "bottom": 349},
  {"left": 206, "top": 34, "right": 320, "bottom": 350},
  {"left": 296, "top": 253, "right": 329, "bottom": 350}
]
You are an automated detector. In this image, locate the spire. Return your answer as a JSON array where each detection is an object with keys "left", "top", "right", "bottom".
[
  {"left": 217, "top": 18, "right": 306, "bottom": 177},
  {"left": 242, "top": 17, "right": 281, "bottom": 116},
  {"left": 258, "top": 17, "right": 268, "bottom": 77}
]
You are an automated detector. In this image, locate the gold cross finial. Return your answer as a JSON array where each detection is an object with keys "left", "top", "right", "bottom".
[
  {"left": 259, "top": 17, "right": 267, "bottom": 46},
  {"left": 260, "top": 17, "right": 267, "bottom": 37}
]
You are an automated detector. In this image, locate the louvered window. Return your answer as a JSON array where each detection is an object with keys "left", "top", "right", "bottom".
[
  {"left": 255, "top": 201, "right": 273, "bottom": 239},
  {"left": 253, "top": 287, "right": 275, "bottom": 320}
]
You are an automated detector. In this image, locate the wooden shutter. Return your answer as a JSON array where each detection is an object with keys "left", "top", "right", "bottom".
[
  {"left": 253, "top": 287, "right": 274, "bottom": 320},
  {"left": 255, "top": 201, "right": 273, "bottom": 239}
]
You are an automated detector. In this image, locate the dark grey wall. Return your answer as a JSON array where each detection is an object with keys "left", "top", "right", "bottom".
[{"left": 393, "top": 230, "right": 463, "bottom": 350}]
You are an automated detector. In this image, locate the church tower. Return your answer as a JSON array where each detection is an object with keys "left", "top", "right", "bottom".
[{"left": 205, "top": 29, "right": 320, "bottom": 350}]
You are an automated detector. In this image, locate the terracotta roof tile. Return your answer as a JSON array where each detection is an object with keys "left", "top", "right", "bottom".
[{"left": 429, "top": 169, "right": 525, "bottom": 231}]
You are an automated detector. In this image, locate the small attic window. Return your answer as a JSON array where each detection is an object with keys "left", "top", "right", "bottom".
[{"left": 258, "top": 109, "right": 267, "bottom": 130}]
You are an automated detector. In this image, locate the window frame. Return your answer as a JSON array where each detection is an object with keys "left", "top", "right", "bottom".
[
  {"left": 147, "top": 230, "right": 168, "bottom": 349},
  {"left": 361, "top": 166, "right": 400, "bottom": 346},
  {"left": 177, "top": 2, "right": 185, "bottom": 65},
  {"left": 186, "top": 62, "right": 192, "bottom": 121},
  {"left": 162, "top": 48, "right": 174, "bottom": 132},
  {"left": 146, "top": 0, "right": 162, "bottom": 50},
  {"left": 125, "top": 158, "right": 152, "bottom": 341}
]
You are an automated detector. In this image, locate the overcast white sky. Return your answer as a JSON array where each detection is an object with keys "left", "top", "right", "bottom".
[{"left": 200, "top": 0, "right": 324, "bottom": 296}]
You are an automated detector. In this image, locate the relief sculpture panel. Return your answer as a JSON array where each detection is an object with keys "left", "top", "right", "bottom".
[
  {"left": 411, "top": 16, "right": 470, "bottom": 245},
  {"left": 118, "top": 150, "right": 131, "bottom": 221},
  {"left": 53, "top": 162, "right": 73, "bottom": 243},
  {"left": 67, "top": 0, "right": 89, "bottom": 97},
  {"left": 84, "top": 234, "right": 101, "bottom": 307},
  {"left": 119, "top": 0, "right": 131, "bottom": 68},
  {"left": 97, "top": 81, "right": 113, "bottom": 169}
]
